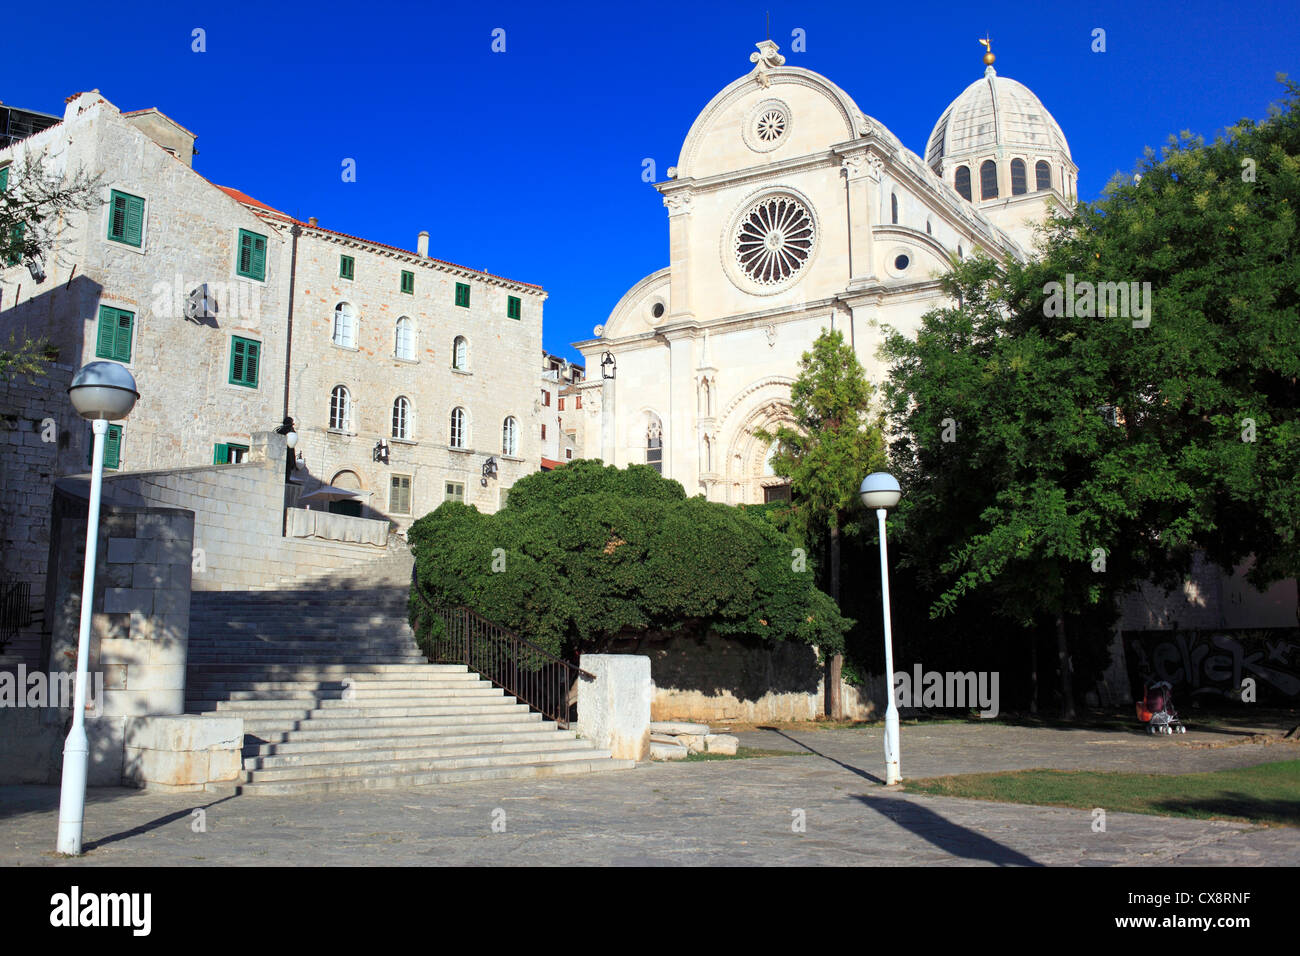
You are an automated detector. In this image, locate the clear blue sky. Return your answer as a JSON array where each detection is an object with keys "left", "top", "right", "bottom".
[{"left": 4, "top": 0, "right": 1298, "bottom": 363}]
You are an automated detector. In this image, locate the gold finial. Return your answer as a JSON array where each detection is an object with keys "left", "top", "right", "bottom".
[{"left": 979, "top": 35, "right": 995, "bottom": 67}]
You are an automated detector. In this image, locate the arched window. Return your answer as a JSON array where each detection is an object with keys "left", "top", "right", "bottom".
[
  {"left": 452, "top": 336, "right": 468, "bottom": 370},
  {"left": 954, "top": 165, "right": 972, "bottom": 201},
  {"left": 333, "top": 303, "right": 357, "bottom": 348},
  {"left": 1036, "top": 160, "right": 1052, "bottom": 192},
  {"left": 926, "top": 218, "right": 932, "bottom": 235},
  {"left": 646, "top": 417, "right": 663, "bottom": 474},
  {"left": 1010, "top": 159, "right": 1027, "bottom": 195},
  {"left": 395, "top": 317, "right": 414, "bottom": 360},
  {"left": 329, "top": 385, "right": 351, "bottom": 431},
  {"left": 980, "top": 160, "right": 998, "bottom": 200},
  {"left": 392, "top": 396, "right": 410, "bottom": 440},
  {"left": 890, "top": 192, "right": 899, "bottom": 225},
  {"left": 502, "top": 416, "right": 518, "bottom": 456},
  {"left": 449, "top": 407, "right": 466, "bottom": 448}
]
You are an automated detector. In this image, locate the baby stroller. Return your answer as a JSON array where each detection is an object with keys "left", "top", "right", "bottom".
[{"left": 1136, "top": 680, "right": 1186, "bottom": 735}]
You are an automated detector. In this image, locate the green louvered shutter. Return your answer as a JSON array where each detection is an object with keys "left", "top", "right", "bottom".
[
  {"left": 230, "top": 337, "right": 260, "bottom": 387},
  {"left": 0, "top": 165, "right": 9, "bottom": 192},
  {"left": 96, "top": 308, "right": 116, "bottom": 359},
  {"left": 115, "top": 310, "right": 133, "bottom": 361},
  {"left": 238, "top": 230, "right": 267, "bottom": 280},
  {"left": 90, "top": 424, "right": 123, "bottom": 469}
]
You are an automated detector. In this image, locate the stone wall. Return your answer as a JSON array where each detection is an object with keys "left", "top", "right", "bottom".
[
  {"left": 69, "top": 430, "right": 387, "bottom": 591},
  {"left": 606, "top": 630, "right": 877, "bottom": 723}
]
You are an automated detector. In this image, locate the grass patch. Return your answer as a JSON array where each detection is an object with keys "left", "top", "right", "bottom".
[
  {"left": 684, "top": 747, "right": 813, "bottom": 762},
  {"left": 905, "top": 759, "right": 1300, "bottom": 826}
]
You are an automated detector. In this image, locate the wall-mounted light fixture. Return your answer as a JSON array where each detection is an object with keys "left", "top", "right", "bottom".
[{"left": 601, "top": 351, "right": 617, "bottom": 380}]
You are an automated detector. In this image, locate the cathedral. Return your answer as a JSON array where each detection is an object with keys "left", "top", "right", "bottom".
[{"left": 575, "top": 39, "right": 1076, "bottom": 503}]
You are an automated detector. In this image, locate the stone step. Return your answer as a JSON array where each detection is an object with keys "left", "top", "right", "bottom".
[
  {"left": 186, "top": 677, "right": 486, "bottom": 695},
  {"left": 243, "top": 735, "right": 593, "bottom": 770},
  {"left": 240, "top": 747, "right": 623, "bottom": 784},
  {"left": 232, "top": 709, "right": 542, "bottom": 735},
  {"left": 238, "top": 756, "right": 635, "bottom": 794},
  {"left": 243, "top": 726, "right": 575, "bottom": 757},
  {"left": 186, "top": 688, "right": 507, "bottom": 709},
  {"left": 187, "top": 655, "right": 428, "bottom": 664},
  {"left": 186, "top": 664, "right": 462, "bottom": 679},
  {"left": 244, "top": 715, "right": 556, "bottom": 745},
  {"left": 199, "top": 699, "right": 531, "bottom": 721}
]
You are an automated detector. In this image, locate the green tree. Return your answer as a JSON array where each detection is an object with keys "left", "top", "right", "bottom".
[
  {"left": 882, "top": 77, "right": 1300, "bottom": 717},
  {"left": 0, "top": 153, "right": 101, "bottom": 381},
  {"left": 407, "top": 460, "right": 851, "bottom": 661},
  {"left": 756, "top": 329, "right": 887, "bottom": 719}
]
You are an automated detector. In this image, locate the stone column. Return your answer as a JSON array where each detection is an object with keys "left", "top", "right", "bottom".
[
  {"left": 600, "top": 372, "right": 615, "bottom": 465},
  {"left": 844, "top": 152, "right": 881, "bottom": 289}
]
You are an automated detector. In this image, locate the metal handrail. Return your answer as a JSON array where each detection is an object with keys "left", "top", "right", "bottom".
[
  {"left": 0, "top": 577, "right": 32, "bottom": 647},
  {"left": 409, "top": 582, "right": 591, "bottom": 728}
]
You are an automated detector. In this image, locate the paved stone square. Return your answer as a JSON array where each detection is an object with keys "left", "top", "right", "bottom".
[{"left": 2, "top": 724, "right": 1296, "bottom": 866}]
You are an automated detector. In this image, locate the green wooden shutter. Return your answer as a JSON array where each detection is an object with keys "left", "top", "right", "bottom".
[
  {"left": 230, "top": 337, "right": 260, "bottom": 387},
  {"left": 238, "top": 230, "right": 267, "bottom": 280},
  {"left": 0, "top": 165, "right": 9, "bottom": 192},
  {"left": 251, "top": 234, "right": 266, "bottom": 279},
  {"left": 124, "top": 194, "right": 144, "bottom": 246},
  {"left": 245, "top": 340, "right": 259, "bottom": 385},
  {"left": 96, "top": 308, "right": 116, "bottom": 359},
  {"left": 115, "top": 310, "right": 133, "bottom": 361},
  {"left": 455, "top": 283, "right": 470, "bottom": 308},
  {"left": 230, "top": 340, "right": 245, "bottom": 383},
  {"left": 401, "top": 270, "right": 414, "bottom": 294},
  {"left": 90, "top": 424, "right": 122, "bottom": 469}
]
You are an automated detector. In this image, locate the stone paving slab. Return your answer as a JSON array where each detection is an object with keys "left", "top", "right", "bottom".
[{"left": 2, "top": 724, "right": 1295, "bottom": 867}]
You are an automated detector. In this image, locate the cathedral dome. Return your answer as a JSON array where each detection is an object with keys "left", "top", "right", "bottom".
[{"left": 925, "top": 65, "right": 1071, "bottom": 172}]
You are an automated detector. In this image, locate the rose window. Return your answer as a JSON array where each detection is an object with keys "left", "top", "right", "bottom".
[
  {"left": 734, "top": 195, "right": 815, "bottom": 286},
  {"left": 755, "top": 109, "right": 786, "bottom": 143}
]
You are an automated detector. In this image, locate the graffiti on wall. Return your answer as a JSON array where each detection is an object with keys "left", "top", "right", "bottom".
[{"left": 1123, "top": 629, "right": 1300, "bottom": 704}]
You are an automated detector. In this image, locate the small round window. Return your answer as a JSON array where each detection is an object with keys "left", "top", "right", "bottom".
[
  {"left": 652, "top": 302, "right": 665, "bottom": 319},
  {"left": 894, "top": 254, "right": 910, "bottom": 271}
]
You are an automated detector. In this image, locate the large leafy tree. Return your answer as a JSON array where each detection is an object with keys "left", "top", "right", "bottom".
[
  {"left": 407, "top": 460, "right": 851, "bottom": 660},
  {"left": 882, "top": 78, "right": 1300, "bottom": 717},
  {"left": 756, "top": 329, "right": 887, "bottom": 718}
]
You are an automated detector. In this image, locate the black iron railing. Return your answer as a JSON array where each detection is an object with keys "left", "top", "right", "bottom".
[
  {"left": 410, "top": 585, "right": 591, "bottom": 729},
  {"left": 0, "top": 577, "right": 32, "bottom": 648}
]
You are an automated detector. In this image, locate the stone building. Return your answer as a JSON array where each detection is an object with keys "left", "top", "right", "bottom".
[
  {"left": 540, "top": 350, "right": 584, "bottom": 468},
  {"left": 0, "top": 88, "right": 547, "bottom": 637},
  {"left": 576, "top": 40, "right": 1075, "bottom": 503}
]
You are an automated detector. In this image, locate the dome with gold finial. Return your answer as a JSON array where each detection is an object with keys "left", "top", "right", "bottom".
[{"left": 925, "top": 39, "right": 1075, "bottom": 203}]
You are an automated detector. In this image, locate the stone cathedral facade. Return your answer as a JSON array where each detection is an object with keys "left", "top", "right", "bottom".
[{"left": 575, "top": 40, "right": 1076, "bottom": 503}]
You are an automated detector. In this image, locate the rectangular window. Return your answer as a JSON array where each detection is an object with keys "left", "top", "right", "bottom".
[
  {"left": 213, "top": 443, "right": 249, "bottom": 464},
  {"left": 88, "top": 424, "right": 123, "bottom": 470},
  {"left": 541, "top": 424, "right": 547, "bottom": 440},
  {"left": 340, "top": 255, "right": 355, "bottom": 280},
  {"left": 400, "top": 270, "right": 414, "bottom": 294},
  {"left": 0, "top": 164, "right": 9, "bottom": 192},
  {"left": 445, "top": 481, "right": 465, "bottom": 504},
  {"left": 558, "top": 397, "right": 565, "bottom": 411},
  {"left": 390, "top": 475, "right": 412, "bottom": 515},
  {"left": 237, "top": 229, "right": 267, "bottom": 281},
  {"left": 107, "top": 190, "right": 145, "bottom": 247},
  {"left": 576, "top": 395, "right": 583, "bottom": 409},
  {"left": 229, "top": 336, "right": 260, "bottom": 387},
  {"left": 507, "top": 295, "right": 521, "bottom": 320},
  {"left": 542, "top": 390, "right": 550, "bottom": 406},
  {"left": 5, "top": 222, "right": 23, "bottom": 266},
  {"left": 95, "top": 306, "right": 134, "bottom": 362},
  {"left": 455, "top": 282, "right": 470, "bottom": 308},
  {"left": 565, "top": 449, "right": 573, "bottom": 460}
]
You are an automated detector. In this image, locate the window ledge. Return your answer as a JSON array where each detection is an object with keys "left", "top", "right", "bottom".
[
  {"left": 332, "top": 342, "right": 360, "bottom": 352},
  {"left": 390, "top": 437, "right": 418, "bottom": 446},
  {"left": 451, "top": 367, "right": 472, "bottom": 375},
  {"left": 393, "top": 356, "right": 419, "bottom": 365},
  {"left": 500, "top": 454, "right": 524, "bottom": 463},
  {"left": 447, "top": 446, "right": 473, "bottom": 454}
]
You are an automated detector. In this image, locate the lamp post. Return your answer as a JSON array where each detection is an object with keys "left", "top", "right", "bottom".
[
  {"left": 860, "top": 471, "right": 902, "bottom": 786},
  {"left": 599, "top": 350, "right": 616, "bottom": 464},
  {"left": 57, "top": 362, "right": 139, "bottom": 855}
]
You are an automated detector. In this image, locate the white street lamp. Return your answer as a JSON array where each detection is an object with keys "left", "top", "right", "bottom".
[
  {"left": 58, "top": 361, "right": 138, "bottom": 855},
  {"left": 860, "top": 471, "right": 902, "bottom": 786}
]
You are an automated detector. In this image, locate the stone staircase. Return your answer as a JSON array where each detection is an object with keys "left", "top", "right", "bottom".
[{"left": 185, "top": 555, "right": 635, "bottom": 793}]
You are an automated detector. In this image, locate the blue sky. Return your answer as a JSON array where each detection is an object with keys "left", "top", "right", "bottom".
[{"left": 4, "top": 0, "right": 1298, "bottom": 363}]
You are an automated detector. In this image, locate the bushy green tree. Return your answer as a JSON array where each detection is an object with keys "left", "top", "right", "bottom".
[{"left": 407, "top": 461, "right": 851, "bottom": 660}]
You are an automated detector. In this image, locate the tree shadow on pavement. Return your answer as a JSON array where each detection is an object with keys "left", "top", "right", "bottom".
[{"left": 852, "top": 794, "right": 1043, "bottom": 866}]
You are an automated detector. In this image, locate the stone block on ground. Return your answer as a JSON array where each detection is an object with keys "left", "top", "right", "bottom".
[
  {"left": 649, "top": 740, "right": 689, "bottom": 761},
  {"left": 705, "top": 734, "right": 739, "bottom": 755},
  {"left": 577, "top": 654, "right": 651, "bottom": 761},
  {"left": 650, "top": 720, "right": 710, "bottom": 736}
]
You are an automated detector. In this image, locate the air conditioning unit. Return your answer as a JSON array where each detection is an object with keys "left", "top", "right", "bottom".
[{"left": 185, "top": 284, "right": 218, "bottom": 321}]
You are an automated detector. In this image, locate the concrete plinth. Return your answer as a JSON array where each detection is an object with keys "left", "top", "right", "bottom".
[{"left": 577, "top": 654, "right": 651, "bottom": 761}]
